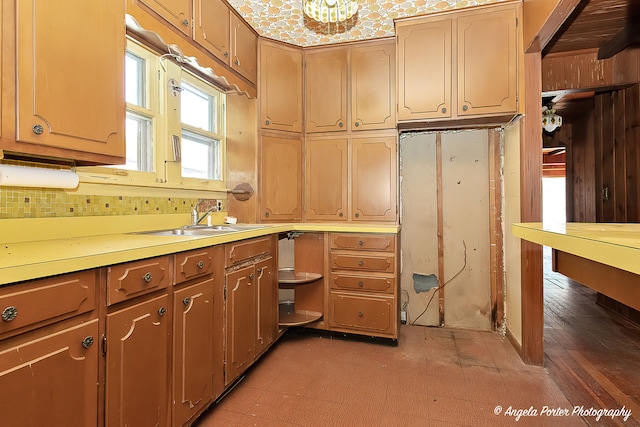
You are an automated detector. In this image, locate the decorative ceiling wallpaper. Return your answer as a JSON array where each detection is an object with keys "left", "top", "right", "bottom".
[{"left": 227, "top": 0, "right": 504, "bottom": 47}]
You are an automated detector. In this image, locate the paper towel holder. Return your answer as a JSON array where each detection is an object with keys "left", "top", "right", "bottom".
[{"left": 0, "top": 164, "right": 80, "bottom": 189}]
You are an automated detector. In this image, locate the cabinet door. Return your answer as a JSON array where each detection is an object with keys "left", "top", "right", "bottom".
[
  {"left": 305, "top": 48, "right": 348, "bottom": 133},
  {"left": 352, "top": 136, "right": 397, "bottom": 222},
  {"left": 260, "top": 134, "right": 303, "bottom": 221},
  {"left": 232, "top": 14, "right": 258, "bottom": 84},
  {"left": 305, "top": 138, "right": 348, "bottom": 220},
  {"left": 255, "top": 256, "right": 276, "bottom": 356},
  {"left": 0, "top": 320, "right": 99, "bottom": 427},
  {"left": 139, "top": 0, "right": 191, "bottom": 35},
  {"left": 225, "top": 265, "right": 256, "bottom": 385},
  {"left": 350, "top": 41, "right": 396, "bottom": 130},
  {"left": 15, "top": 0, "right": 125, "bottom": 161},
  {"left": 106, "top": 294, "right": 169, "bottom": 427},
  {"left": 260, "top": 41, "right": 303, "bottom": 132},
  {"left": 173, "top": 280, "right": 214, "bottom": 427},
  {"left": 193, "top": 0, "right": 230, "bottom": 65},
  {"left": 396, "top": 19, "right": 452, "bottom": 120},
  {"left": 457, "top": 6, "right": 518, "bottom": 116}
]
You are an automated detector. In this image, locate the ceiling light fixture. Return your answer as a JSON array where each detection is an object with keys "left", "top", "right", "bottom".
[
  {"left": 303, "top": 0, "right": 358, "bottom": 23},
  {"left": 542, "top": 108, "right": 562, "bottom": 133}
]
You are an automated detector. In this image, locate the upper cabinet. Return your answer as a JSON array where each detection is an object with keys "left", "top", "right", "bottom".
[
  {"left": 193, "top": 0, "right": 257, "bottom": 83},
  {"left": 260, "top": 40, "right": 303, "bottom": 133},
  {"left": 138, "top": 0, "right": 191, "bottom": 35},
  {"left": 305, "top": 39, "right": 396, "bottom": 133},
  {"left": 396, "top": 2, "right": 520, "bottom": 124},
  {"left": 1, "top": 0, "right": 125, "bottom": 164}
]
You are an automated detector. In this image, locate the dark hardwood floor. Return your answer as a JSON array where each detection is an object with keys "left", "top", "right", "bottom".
[{"left": 543, "top": 247, "right": 640, "bottom": 426}]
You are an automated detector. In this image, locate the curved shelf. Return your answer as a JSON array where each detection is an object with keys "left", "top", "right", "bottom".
[
  {"left": 278, "top": 268, "right": 322, "bottom": 288},
  {"left": 279, "top": 310, "right": 323, "bottom": 327}
]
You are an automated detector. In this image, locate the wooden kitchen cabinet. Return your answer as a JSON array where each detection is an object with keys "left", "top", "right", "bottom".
[
  {"left": 305, "top": 39, "right": 395, "bottom": 133},
  {"left": 260, "top": 133, "right": 303, "bottom": 221},
  {"left": 305, "top": 48, "right": 348, "bottom": 133},
  {"left": 105, "top": 294, "right": 170, "bottom": 427},
  {"left": 193, "top": 0, "right": 257, "bottom": 83},
  {"left": 352, "top": 136, "right": 397, "bottom": 222},
  {"left": 396, "top": 2, "right": 519, "bottom": 124},
  {"left": 138, "top": 0, "right": 192, "bottom": 35},
  {"left": 305, "top": 137, "right": 349, "bottom": 220},
  {"left": 260, "top": 40, "right": 303, "bottom": 132},
  {"left": 0, "top": 270, "right": 99, "bottom": 426},
  {"left": 1, "top": 0, "right": 125, "bottom": 164},
  {"left": 0, "top": 319, "right": 100, "bottom": 427},
  {"left": 328, "top": 233, "right": 399, "bottom": 339},
  {"left": 224, "top": 236, "right": 277, "bottom": 385}
]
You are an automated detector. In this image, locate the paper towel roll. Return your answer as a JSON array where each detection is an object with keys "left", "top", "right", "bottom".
[{"left": 0, "top": 164, "right": 79, "bottom": 189}]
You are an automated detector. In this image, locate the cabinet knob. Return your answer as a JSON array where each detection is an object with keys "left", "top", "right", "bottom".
[
  {"left": 441, "top": 107, "right": 447, "bottom": 114},
  {"left": 224, "top": 51, "right": 229, "bottom": 57},
  {"left": 265, "top": 120, "right": 270, "bottom": 125},
  {"left": 358, "top": 260, "right": 364, "bottom": 267},
  {"left": 265, "top": 212, "right": 270, "bottom": 217},
  {"left": 196, "top": 260, "right": 205, "bottom": 269},
  {"left": 354, "top": 122, "right": 360, "bottom": 127},
  {"left": 182, "top": 19, "right": 189, "bottom": 27},
  {"left": 32, "top": 124, "right": 44, "bottom": 135},
  {"left": 249, "top": 273, "right": 255, "bottom": 280},
  {"left": 357, "top": 311, "right": 364, "bottom": 317},
  {"left": 358, "top": 240, "right": 364, "bottom": 246},
  {"left": 143, "top": 272, "right": 153, "bottom": 283},
  {"left": 339, "top": 122, "right": 343, "bottom": 127},
  {"left": 338, "top": 212, "right": 343, "bottom": 217},
  {"left": 358, "top": 281, "right": 364, "bottom": 287},
  {"left": 462, "top": 105, "right": 468, "bottom": 111},
  {"left": 354, "top": 213, "right": 360, "bottom": 218},
  {"left": 158, "top": 307, "right": 167, "bottom": 316},
  {"left": 183, "top": 297, "right": 191, "bottom": 306},
  {"left": 81, "top": 336, "right": 94, "bottom": 349},
  {"left": 257, "top": 267, "right": 263, "bottom": 274},
  {"left": 234, "top": 59, "right": 240, "bottom": 66},
  {"left": 1, "top": 306, "right": 18, "bottom": 322}
]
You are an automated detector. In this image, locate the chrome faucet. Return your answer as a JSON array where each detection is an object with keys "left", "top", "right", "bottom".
[{"left": 191, "top": 199, "right": 218, "bottom": 225}]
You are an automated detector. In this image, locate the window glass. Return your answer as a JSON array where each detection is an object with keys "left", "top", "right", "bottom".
[
  {"left": 125, "top": 51, "right": 145, "bottom": 106},
  {"left": 181, "top": 130, "right": 220, "bottom": 180},
  {"left": 181, "top": 81, "right": 217, "bottom": 133},
  {"left": 125, "top": 111, "right": 153, "bottom": 171}
]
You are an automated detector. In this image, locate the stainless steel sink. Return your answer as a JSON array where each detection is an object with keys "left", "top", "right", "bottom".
[{"left": 133, "top": 224, "right": 268, "bottom": 237}]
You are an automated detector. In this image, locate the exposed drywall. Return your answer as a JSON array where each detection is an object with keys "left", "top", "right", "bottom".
[
  {"left": 399, "top": 129, "right": 493, "bottom": 330},
  {"left": 399, "top": 132, "right": 439, "bottom": 326},
  {"left": 442, "top": 130, "right": 491, "bottom": 330},
  {"left": 503, "top": 121, "right": 523, "bottom": 345}
]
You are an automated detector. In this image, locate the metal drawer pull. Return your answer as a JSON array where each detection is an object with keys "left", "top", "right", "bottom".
[
  {"left": 143, "top": 272, "right": 153, "bottom": 283},
  {"left": 358, "top": 240, "right": 364, "bottom": 246},
  {"left": 358, "top": 260, "right": 364, "bottom": 267},
  {"left": 197, "top": 260, "right": 205, "bottom": 269},
  {"left": 249, "top": 273, "right": 255, "bottom": 280},
  {"left": 158, "top": 307, "right": 166, "bottom": 316},
  {"left": 357, "top": 311, "right": 364, "bottom": 317},
  {"left": 1, "top": 306, "right": 18, "bottom": 322},
  {"left": 81, "top": 336, "right": 94, "bottom": 349},
  {"left": 183, "top": 297, "right": 191, "bottom": 306},
  {"left": 358, "top": 281, "right": 364, "bottom": 287}
]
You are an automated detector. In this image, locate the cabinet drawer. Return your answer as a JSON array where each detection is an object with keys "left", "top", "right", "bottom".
[
  {"left": 0, "top": 270, "right": 96, "bottom": 338},
  {"left": 329, "top": 293, "right": 394, "bottom": 334},
  {"left": 330, "top": 273, "right": 395, "bottom": 294},
  {"left": 330, "top": 233, "right": 395, "bottom": 252},
  {"left": 175, "top": 248, "right": 216, "bottom": 285},
  {"left": 225, "top": 237, "right": 272, "bottom": 267},
  {"left": 107, "top": 256, "right": 170, "bottom": 305},
  {"left": 330, "top": 253, "right": 395, "bottom": 273}
]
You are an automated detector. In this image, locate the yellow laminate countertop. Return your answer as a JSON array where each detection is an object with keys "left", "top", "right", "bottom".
[
  {"left": 0, "top": 215, "right": 400, "bottom": 286},
  {"left": 512, "top": 222, "right": 640, "bottom": 275}
]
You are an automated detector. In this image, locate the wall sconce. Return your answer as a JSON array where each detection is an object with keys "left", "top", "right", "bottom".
[
  {"left": 303, "top": 0, "right": 358, "bottom": 23},
  {"left": 542, "top": 108, "right": 562, "bottom": 133}
]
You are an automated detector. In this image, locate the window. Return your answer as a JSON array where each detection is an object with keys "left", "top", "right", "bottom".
[{"left": 180, "top": 75, "right": 225, "bottom": 182}]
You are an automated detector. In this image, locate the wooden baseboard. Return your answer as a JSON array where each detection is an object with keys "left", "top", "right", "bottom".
[{"left": 506, "top": 326, "right": 523, "bottom": 359}]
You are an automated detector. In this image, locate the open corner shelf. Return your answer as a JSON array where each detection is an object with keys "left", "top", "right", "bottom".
[{"left": 278, "top": 268, "right": 323, "bottom": 326}]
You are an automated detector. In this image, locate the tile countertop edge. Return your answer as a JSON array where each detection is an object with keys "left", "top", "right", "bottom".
[
  {"left": 512, "top": 222, "right": 640, "bottom": 276},
  {"left": 0, "top": 222, "right": 401, "bottom": 286}
]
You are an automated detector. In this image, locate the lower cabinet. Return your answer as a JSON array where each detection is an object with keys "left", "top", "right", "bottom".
[
  {"left": 224, "top": 236, "right": 277, "bottom": 386},
  {"left": 0, "top": 319, "right": 99, "bottom": 426},
  {"left": 105, "top": 294, "right": 170, "bottom": 427}
]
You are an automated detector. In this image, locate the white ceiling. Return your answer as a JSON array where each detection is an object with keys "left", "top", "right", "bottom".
[{"left": 226, "top": 0, "right": 506, "bottom": 47}]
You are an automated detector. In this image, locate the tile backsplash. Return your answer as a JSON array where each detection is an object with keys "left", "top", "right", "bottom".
[{"left": 0, "top": 186, "right": 222, "bottom": 219}]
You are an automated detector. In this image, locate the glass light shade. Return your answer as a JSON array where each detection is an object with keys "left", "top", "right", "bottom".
[
  {"left": 542, "top": 109, "right": 562, "bottom": 133},
  {"left": 303, "top": 0, "right": 358, "bottom": 23}
]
